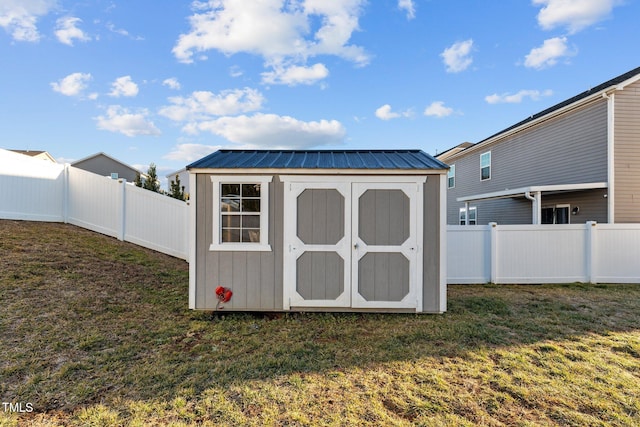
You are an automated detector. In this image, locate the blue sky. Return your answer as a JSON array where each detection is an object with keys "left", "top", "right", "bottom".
[{"left": 1, "top": 0, "right": 638, "bottom": 184}]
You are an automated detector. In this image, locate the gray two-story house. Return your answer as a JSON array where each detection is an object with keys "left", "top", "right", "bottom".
[{"left": 438, "top": 66, "right": 640, "bottom": 225}]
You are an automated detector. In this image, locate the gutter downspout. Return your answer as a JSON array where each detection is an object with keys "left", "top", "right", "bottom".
[{"left": 525, "top": 191, "right": 541, "bottom": 224}]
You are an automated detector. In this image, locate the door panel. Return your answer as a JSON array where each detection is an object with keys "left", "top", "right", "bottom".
[
  {"left": 284, "top": 182, "right": 351, "bottom": 308},
  {"left": 352, "top": 183, "right": 418, "bottom": 309}
]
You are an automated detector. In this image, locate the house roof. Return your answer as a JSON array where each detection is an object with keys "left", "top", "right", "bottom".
[
  {"left": 440, "top": 65, "right": 640, "bottom": 160},
  {"left": 9, "top": 150, "right": 57, "bottom": 162},
  {"left": 187, "top": 149, "right": 448, "bottom": 171},
  {"left": 71, "top": 152, "right": 139, "bottom": 173}
]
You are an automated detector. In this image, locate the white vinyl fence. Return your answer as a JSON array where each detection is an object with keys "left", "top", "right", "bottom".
[
  {"left": 448, "top": 223, "right": 640, "bottom": 284},
  {"left": 0, "top": 149, "right": 189, "bottom": 261}
]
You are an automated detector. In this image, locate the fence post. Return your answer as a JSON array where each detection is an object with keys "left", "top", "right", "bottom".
[
  {"left": 117, "top": 179, "right": 126, "bottom": 241},
  {"left": 62, "top": 164, "right": 70, "bottom": 224},
  {"left": 489, "top": 222, "right": 498, "bottom": 284},
  {"left": 586, "top": 221, "right": 597, "bottom": 283}
]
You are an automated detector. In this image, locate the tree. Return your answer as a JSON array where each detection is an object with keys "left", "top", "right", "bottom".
[
  {"left": 168, "top": 174, "right": 186, "bottom": 201},
  {"left": 135, "top": 163, "right": 161, "bottom": 193},
  {"left": 143, "top": 163, "right": 161, "bottom": 193}
]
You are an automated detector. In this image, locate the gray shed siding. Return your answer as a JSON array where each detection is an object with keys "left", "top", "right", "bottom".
[
  {"left": 195, "top": 173, "right": 283, "bottom": 310},
  {"left": 446, "top": 99, "right": 609, "bottom": 224},
  {"left": 614, "top": 79, "right": 640, "bottom": 223},
  {"left": 194, "top": 173, "right": 444, "bottom": 313}
]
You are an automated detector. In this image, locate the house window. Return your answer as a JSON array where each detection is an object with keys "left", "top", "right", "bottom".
[
  {"left": 210, "top": 176, "right": 273, "bottom": 251},
  {"left": 480, "top": 151, "right": 491, "bottom": 181},
  {"left": 448, "top": 164, "right": 455, "bottom": 188},
  {"left": 459, "top": 206, "right": 477, "bottom": 225},
  {"left": 541, "top": 205, "right": 570, "bottom": 224}
]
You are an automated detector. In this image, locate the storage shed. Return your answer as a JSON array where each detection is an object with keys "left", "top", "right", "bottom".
[{"left": 187, "top": 149, "right": 448, "bottom": 313}]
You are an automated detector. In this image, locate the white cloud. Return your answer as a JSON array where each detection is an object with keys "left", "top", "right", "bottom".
[
  {"left": 524, "top": 36, "right": 573, "bottom": 69},
  {"left": 398, "top": 0, "right": 416, "bottom": 19},
  {"left": 183, "top": 113, "right": 346, "bottom": 148},
  {"left": 95, "top": 105, "right": 161, "bottom": 137},
  {"left": 533, "top": 0, "right": 618, "bottom": 34},
  {"left": 262, "top": 63, "right": 329, "bottom": 86},
  {"left": 0, "top": 0, "right": 56, "bottom": 42},
  {"left": 55, "top": 16, "right": 90, "bottom": 46},
  {"left": 159, "top": 88, "right": 265, "bottom": 122},
  {"left": 172, "top": 0, "right": 368, "bottom": 85},
  {"left": 50, "top": 72, "right": 92, "bottom": 97},
  {"left": 374, "top": 104, "right": 413, "bottom": 120},
  {"left": 164, "top": 143, "right": 223, "bottom": 162},
  {"left": 424, "top": 101, "right": 454, "bottom": 118},
  {"left": 109, "top": 76, "right": 139, "bottom": 97},
  {"left": 162, "top": 78, "right": 181, "bottom": 90},
  {"left": 441, "top": 39, "right": 473, "bottom": 73},
  {"left": 485, "top": 89, "right": 554, "bottom": 104},
  {"left": 375, "top": 104, "right": 399, "bottom": 120}
]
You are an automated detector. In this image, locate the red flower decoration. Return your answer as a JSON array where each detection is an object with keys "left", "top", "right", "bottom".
[{"left": 215, "top": 286, "right": 233, "bottom": 303}]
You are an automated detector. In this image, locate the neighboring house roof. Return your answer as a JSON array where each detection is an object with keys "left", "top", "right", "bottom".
[
  {"left": 187, "top": 149, "right": 448, "bottom": 171},
  {"left": 72, "top": 152, "right": 139, "bottom": 173},
  {"left": 441, "top": 65, "right": 640, "bottom": 160},
  {"left": 9, "top": 150, "right": 57, "bottom": 163},
  {"left": 435, "top": 142, "right": 472, "bottom": 162}
]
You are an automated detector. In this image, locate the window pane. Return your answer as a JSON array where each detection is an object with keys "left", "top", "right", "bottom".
[
  {"left": 221, "top": 214, "right": 240, "bottom": 227},
  {"left": 242, "top": 229, "right": 260, "bottom": 243},
  {"left": 221, "top": 228, "right": 241, "bottom": 242},
  {"left": 556, "top": 207, "right": 569, "bottom": 224},
  {"left": 448, "top": 176, "right": 455, "bottom": 188},
  {"left": 541, "top": 208, "right": 554, "bottom": 224},
  {"left": 242, "top": 199, "right": 261, "bottom": 212},
  {"left": 480, "top": 152, "right": 491, "bottom": 168},
  {"left": 221, "top": 184, "right": 240, "bottom": 197},
  {"left": 221, "top": 198, "right": 240, "bottom": 212},
  {"left": 481, "top": 166, "right": 490, "bottom": 180},
  {"left": 242, "top": 183, "right": 261, "bottom": 197},
  {"left": 469, "top": 208, "right": 477, "bottom": 221},
  {"left": 242, "top": 215, "right": 260, "bottom": 228}
]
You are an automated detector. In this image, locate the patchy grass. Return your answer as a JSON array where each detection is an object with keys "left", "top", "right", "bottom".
[{"left": 1, "top": 220, "right": 639, "bottom": 426}]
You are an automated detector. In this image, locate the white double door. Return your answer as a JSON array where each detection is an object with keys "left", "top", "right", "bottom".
[{"left": 283, "top": 177, "right": 424, "bottom": 310}]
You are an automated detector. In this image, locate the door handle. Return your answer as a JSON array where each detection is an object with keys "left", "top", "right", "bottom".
[{"left": 353, "top": 243, "right": 359, "bottom": 250}]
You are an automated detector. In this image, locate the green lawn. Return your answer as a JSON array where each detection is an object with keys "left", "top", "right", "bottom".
[{"left": 1, "top": 220, "right": 639, "bottom": 426}]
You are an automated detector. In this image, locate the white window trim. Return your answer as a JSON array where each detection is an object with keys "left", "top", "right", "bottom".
[
  {"left": 480, "top": 151, "right": 491, "bottom": 181},
  {"left": 448, "top": 164, "right": 455, "bottom": 189},
  {"left": 459, "top": 206, "right": 477, "bottom": 225},
  {"left": 210, "top": 175, "right": 273, "bottom": 252}
]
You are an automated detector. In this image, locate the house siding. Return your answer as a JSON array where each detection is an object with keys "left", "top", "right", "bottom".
[
  {"left": 614, "top": 79, "right": 640, "bottom": 223},
  {"left": 446, "top": 99, "right": 609, "bottom": 224},
  {"left": 72, "top": 155, "right": 139, "bottom": 182},
  {"left": 194, "top": 172, "right": 444, "bottom": 312}
]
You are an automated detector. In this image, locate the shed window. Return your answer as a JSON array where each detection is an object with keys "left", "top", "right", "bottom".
[
  {"left": 447, "top": 164, "right": 455, "bottom": 188},
  {"left": 210, "top": 176, "right": 273, "bottom": 252},
  {"left": 480, "top": 152, "right": 491, "bottom": 181}
]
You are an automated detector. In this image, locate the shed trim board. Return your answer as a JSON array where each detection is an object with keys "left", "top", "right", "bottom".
[
  {"left": 189, "top": 167, "right": 444, "bottom": 176},
  {"left": 281, "top": 175, "right": 426, "bottom": 311}
]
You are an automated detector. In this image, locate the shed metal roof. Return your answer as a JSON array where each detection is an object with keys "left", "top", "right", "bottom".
[{"left": 187, "top": 149, "right": 448, "bottom": 170}]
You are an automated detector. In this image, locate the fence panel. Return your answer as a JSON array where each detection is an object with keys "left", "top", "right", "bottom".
[
  {"left": 67, "top": 166, "right": 122, "bottom": 238},
  {"left": 124, "top": 184, "right": 189, "bottom": 260},
  {"left": 447, "top": 225, "right": 490, "bottom": 283},
  {"left": 495, "top": 225, "right": 588, "bottom": 284},
  {"left": 0, "top": 149, "right": 65, "bottom": 221},
  {"left": 596, "top": 224, "right": 640, "bottom": 283}
]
